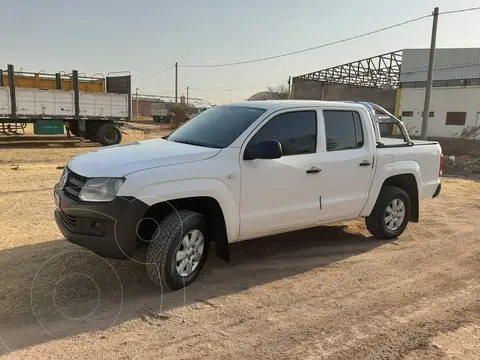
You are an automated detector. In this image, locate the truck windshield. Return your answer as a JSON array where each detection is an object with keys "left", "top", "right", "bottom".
[{"left": 167, "top": 106, "right": 266, "bottom": 148}]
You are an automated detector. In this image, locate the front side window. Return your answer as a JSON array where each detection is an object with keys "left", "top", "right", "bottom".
[
  {"left": 248, "top": 111, "right": 317, "bottom": 156},
  {"left": 323, "top": 110, "right": 364, "bottom": 151},
  {"left": 167, "top": 106, "right": 266, "bottom": 148}
]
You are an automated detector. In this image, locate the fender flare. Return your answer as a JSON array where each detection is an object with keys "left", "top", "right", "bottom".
[
  {"left": 361, "top": 160, "right": 422, "bottom": 217},
  {"left": 132, "top": 178, "right": 239, "bottom": 243}
]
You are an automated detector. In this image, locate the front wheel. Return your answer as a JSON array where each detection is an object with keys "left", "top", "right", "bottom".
[
  {"left": 366, "top": 186, "right": 411, "bottom": 239},
  {"left": 146, "top": 210, "right": 210, "bottom": 290}
]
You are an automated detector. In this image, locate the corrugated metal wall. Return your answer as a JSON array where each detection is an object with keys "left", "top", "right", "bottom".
[{"left": 400, "top": 48, "right": 480, "bottom": 83}]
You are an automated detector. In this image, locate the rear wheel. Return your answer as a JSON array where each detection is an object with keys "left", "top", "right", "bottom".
[
  {"left": 96, "top": 123, "right": 122, "bottom": 146},
  {"left": 366, "top": 186, "right": 411, "bottom": 239},
  {"left": 146, "top": 210, "right": 210, "bottom": 290}
]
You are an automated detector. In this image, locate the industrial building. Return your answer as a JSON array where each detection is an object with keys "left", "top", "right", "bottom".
[
  {"left": 291, "top": 50, "right": 401, "bottom": 113},
  {"left": 398, "top": 48, "right": 480, "bottom": 139},
  {"left": 292, "top": 48, "right": 480, "bottom": 139}
]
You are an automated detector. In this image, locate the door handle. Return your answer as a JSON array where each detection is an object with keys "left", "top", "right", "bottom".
[
  {"left": 359, "top": 160, "right": 372, "bottom": 166},
  {"left": 306, "top": 167, "right": 321, "bottom": 174}
]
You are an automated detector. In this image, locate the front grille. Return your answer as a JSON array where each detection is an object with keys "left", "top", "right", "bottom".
[
  {"left": 63, "top": 169, "right": 89, "bottom": 201},
  {"left": 59, "top": 210, "right": 77, "bottom": 230}
]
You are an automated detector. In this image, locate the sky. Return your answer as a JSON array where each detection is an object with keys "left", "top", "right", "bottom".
[{"left": 3, "top": 0, "right": 480, "bottom": 105}]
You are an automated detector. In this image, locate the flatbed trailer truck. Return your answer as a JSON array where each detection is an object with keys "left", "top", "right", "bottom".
[{"left": 0, "top": 64, "right": 131, "bottom": 146}]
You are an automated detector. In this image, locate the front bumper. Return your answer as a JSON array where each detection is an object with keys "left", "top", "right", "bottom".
[
  {"left": 54, "top": 183, "right": 148, "bottom": 259},
  {"left": 432, "top": 182, "right": 442, "bottom": 198}
]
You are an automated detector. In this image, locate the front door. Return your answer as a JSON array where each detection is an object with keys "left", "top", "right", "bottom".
[{"left": 239, "top": 109, "right": 323, "bottom": 239}]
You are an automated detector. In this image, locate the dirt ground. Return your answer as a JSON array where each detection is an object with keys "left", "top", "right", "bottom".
[{"left": 0, "top": 128, "right": 479, "bottom": 359}]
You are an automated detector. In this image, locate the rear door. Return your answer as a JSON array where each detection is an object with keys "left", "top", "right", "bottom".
[{"left": 315, "top": 108, "right": 375, "bottom": 222}]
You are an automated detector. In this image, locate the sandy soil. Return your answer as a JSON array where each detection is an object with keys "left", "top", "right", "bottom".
[{"left": 0, "top": 131, "right": 479, "bottom": 359}]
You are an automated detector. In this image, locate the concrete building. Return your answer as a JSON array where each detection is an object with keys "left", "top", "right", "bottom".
[
  {"left": 398, "top": 48, "right": 480, "bottom": 139},
  {"left": 292, "top": 48, "right": 480, "bottom": 140},
  {"left": 292, "top": 80, "right": 397, "bottom": 113}
]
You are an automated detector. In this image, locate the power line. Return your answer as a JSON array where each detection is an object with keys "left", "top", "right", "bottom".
[
  {"left": 131, "top": 6, "right": 480, "bottom": 82},
  {"left": 189, "top": 79, "right": 287, "bottom": 91},
  {"left": 144, "top": 88, "right": 187, "bottom": 95},
  {"left": 179, "top": 6, "right": 480, "bottom": 68},
  {"left": 439, "top": 6, "right": 480, "bottom": 15},
  {"left": 180, "top": 14, "right": 432, "bottom": 68},
  {"left": 133, "top": 65, "right": 174, "bottom": 82}
]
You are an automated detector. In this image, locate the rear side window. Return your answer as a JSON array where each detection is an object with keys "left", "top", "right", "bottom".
[
  {"left": 323, "top": 110, "right": 364, "bottom": 151},
  {"left": 249, "top": 111, "right": 317, "bottom": 156}
]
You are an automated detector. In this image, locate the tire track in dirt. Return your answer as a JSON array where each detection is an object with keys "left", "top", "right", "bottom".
[{"left": 1, "top": 177, "right": 479, "bottom": 359}]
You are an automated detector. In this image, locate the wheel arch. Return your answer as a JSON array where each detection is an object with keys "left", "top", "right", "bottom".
[
  {"left": 130, "top": 177, "right": 239, "bottom": 262},
  {"left": 381, "top": 174, "right": 419, "bottom": 222},
  {"left": 140, "top": 195, "right": 230, "bottom": 262},
  {"left": 362, "top": 161, "right": 421, "bottom": 222}
]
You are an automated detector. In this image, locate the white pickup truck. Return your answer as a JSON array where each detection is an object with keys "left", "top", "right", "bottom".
[{"left": 54, "top": 100, "right": 443, "bottom": 290}]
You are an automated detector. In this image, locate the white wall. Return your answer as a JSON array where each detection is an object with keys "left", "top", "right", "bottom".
[
  {"left": 399, "top": 86, "right": 480, "bottom": 139},
  {"left": 0, "top": 87, "right": 10, "bottom": 116},
  {"left": 79, "top": 93, "right": 128, "bottom": 118},
  {"left": 16, "top": 88, "right": 74, "bottom": 117}
]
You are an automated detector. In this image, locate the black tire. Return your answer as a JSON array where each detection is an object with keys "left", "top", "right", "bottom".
[
  {"left": 146, "top": 210, "right": 210, "bottom": 290},
  {"left": 365, "top": 186, "right": 411, "bottom": 239},
  {"left": 96, "top": 123, "right": 122, "bottom": 146}
]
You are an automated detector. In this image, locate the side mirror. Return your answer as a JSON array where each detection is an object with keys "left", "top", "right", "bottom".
[{"left": 244, "top": 139, "right": 283, "bottom": 160}]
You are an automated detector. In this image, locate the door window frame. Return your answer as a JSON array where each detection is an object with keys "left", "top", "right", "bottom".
[
  {"left": 322, "top": 109, "right": 365, "bottom": 152},
  {"left": 241, "top": 108, "right": 321, "bottom": 159},
  {"left": 317, "top": 106, "right": 373, "bottom": 153}
]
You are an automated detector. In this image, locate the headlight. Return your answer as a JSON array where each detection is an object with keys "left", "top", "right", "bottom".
[
  {"left": 79, "top": 178, "right": 125, "bottom": 202},
  {"left": 59, "top": 167, "right": 68, "bottom": 186}
]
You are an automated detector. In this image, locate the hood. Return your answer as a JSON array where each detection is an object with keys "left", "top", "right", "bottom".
[{"left": 67, "top": 138, "right": 221, "bottom": 178}]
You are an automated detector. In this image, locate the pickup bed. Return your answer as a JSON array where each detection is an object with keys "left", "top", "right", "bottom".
[{"left": 54, "top": 100, "right": 443, "bottom": 290}]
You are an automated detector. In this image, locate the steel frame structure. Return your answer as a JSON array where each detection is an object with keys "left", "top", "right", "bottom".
[
  {"left": 294, "top": 50, "right": 403, "bottom": 88},
  {"left": 135, "top": 94, "right": 212, "bottom": 107}
]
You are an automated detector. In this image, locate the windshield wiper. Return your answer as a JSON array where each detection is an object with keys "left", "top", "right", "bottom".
[{"left": 169, "top": 139, "right": 219, "bottom": 148}]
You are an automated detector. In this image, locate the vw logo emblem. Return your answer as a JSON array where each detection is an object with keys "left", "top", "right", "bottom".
[{"left": 60, "top": 171, "right": 68, "bottom": 188}]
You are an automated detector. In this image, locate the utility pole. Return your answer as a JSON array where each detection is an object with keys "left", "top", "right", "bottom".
[
  {"left": 421, "top": 7, "right": 439, "bottom": 140},
  {"left": 175, "top": 62, "right": 178, "bottom": 105},
  {"left": 135, "top": 88, "right": 139, "bottom": 120},
  {"left": 186, "top": 86, "right": 189, "bottom": 107}
]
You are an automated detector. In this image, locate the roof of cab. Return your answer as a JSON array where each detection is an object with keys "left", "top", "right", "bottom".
[{"left": 222, "top": 100, "right": 373, "bottom": 111}]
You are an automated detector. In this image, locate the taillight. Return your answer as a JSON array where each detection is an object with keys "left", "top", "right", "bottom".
[{"left": 439, "top": 154, "right": 444, "bottom": 176}]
